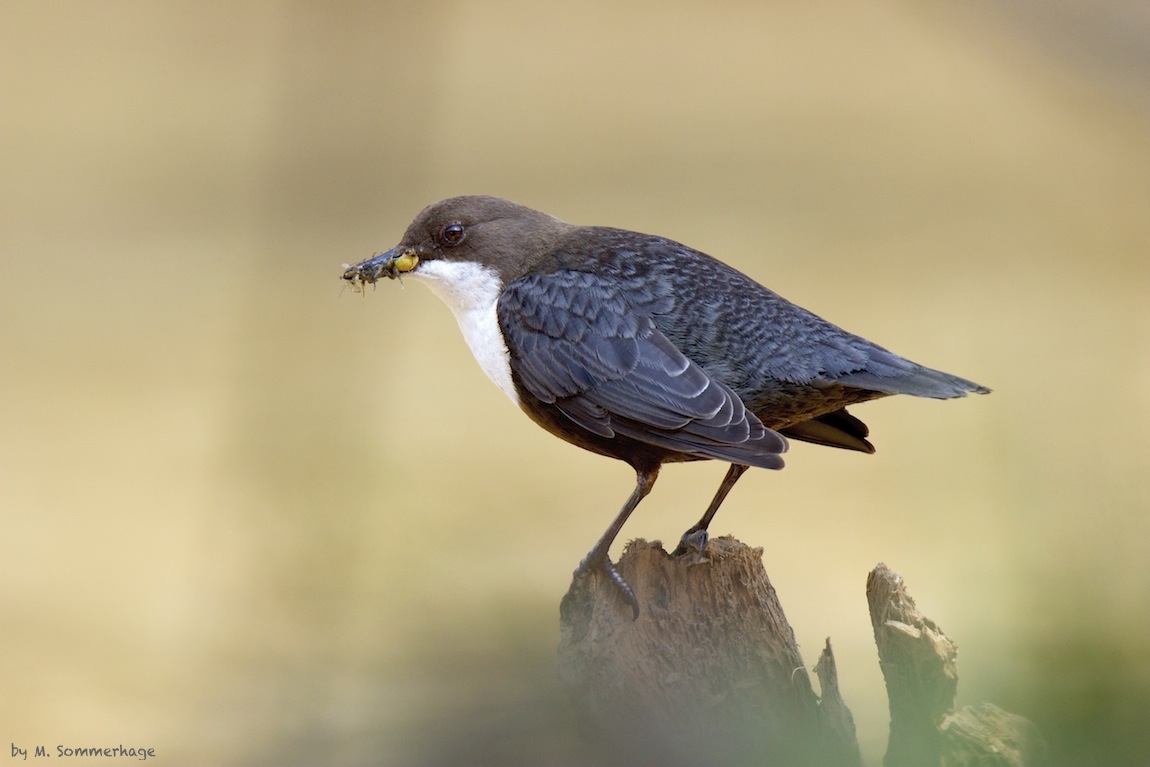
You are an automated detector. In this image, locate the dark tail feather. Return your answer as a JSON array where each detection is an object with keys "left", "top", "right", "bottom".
[
  {"left": 836, "top": 365, "right": 989, "bottom": 399},
  {"left": 781, "top": 408, "right": 875, "bottom": 454}
]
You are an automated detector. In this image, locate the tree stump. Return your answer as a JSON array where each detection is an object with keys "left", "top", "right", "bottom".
[
  {"left": 558, "top": 537, "right": 1044, "bottom": 766},
  {"left": 867, "top": 564, "right": 1046, "bottom": 767},
  {"left": 558, "top": 537, "right": 861, "bottom": 766}
]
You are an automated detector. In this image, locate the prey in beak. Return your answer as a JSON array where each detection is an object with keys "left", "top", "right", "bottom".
[{"left": 342, "top": 247, "right": 419, "bottom": 293}]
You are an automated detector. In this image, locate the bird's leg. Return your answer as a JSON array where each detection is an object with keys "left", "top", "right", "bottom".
[
  {"left": 672, "top": 463, "right": 749, "bottom": 558},
  {"left": 573, "top": 465, "right": 659, "bottom": 619}
]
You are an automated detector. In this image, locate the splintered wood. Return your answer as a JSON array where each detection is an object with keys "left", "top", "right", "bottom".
[
  {"left": 559, "top": 537, "right": 861, "bottom": 767},
  {"left": 558, "top": 538, "right": 1043, "bottom": 767}
]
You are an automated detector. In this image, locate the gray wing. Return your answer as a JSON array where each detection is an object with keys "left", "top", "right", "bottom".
[
  {"left": 565, "top": 229, "right": 989, "bottom": 401},
  {"left": 638, "top": 244, "right": 989, "bottom": 400},
  {"left": 497, "top": 270, "right": 787, "bottom": 469}
]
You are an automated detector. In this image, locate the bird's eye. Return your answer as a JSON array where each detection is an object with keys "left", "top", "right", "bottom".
[{"left": 442, "top": 223, "right": 465, "bottom": 246}]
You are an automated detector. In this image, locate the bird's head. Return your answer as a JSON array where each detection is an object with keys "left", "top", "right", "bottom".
[{"left": 343, "top": 196, "right": 571, "bottom": 292}]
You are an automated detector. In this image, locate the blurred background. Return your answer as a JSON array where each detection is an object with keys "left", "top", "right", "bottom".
[{"left": 2, "top": 2, "right": 1148, "bottom": 765}]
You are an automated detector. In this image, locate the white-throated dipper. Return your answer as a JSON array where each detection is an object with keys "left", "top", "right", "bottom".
[{"left": 343, "top": 196, "right": 989, "bottom": 617}]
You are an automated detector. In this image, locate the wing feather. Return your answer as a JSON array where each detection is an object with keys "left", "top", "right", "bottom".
[{"left": 498, "top": 271, "right": 786, "bottom": 468}]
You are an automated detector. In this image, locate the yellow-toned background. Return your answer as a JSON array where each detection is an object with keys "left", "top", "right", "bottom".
[{"left": 2, "top": 3, "right": 1147, "bottom": 765}]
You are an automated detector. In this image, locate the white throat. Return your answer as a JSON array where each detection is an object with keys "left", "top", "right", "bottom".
[{"left": 408, "top": 260, "right": 519, "bottom": 404}]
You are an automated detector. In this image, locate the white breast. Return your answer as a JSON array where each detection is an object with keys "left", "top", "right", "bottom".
[{"left": 408, "top": 260, "right": 519, "bottom": 404}]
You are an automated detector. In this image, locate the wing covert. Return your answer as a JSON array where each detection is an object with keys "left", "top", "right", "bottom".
[{"left": 497, "top": 270, "right": 786, "bottom": 468}]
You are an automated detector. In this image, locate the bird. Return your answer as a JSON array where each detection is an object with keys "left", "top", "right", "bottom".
[{"left": 342, "top": 195, "right": 989, "bottom": 617}]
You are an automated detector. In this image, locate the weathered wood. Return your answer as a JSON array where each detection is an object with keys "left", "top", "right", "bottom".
[
  {"left": 559, "top": 540, "right": 1045, "bottom": 766},
  {"left": 815, "top": 637, "right": 864, "bottom": 766},
  {"left": 867, "top": 563, "right": 1045, "bottom": 767},
  {"left": 558, "top": 537, "right": 862, "bottom": 766}
]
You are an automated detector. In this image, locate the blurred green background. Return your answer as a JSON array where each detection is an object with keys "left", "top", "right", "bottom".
[{"left": 2, "top": 2, "right": 1148, "bottom": 765}]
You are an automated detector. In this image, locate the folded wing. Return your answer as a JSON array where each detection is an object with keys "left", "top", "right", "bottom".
[{"left": 498, "top": 270, "right": 787, "bottom": 470}]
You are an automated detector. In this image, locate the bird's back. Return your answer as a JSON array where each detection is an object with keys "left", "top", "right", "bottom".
[{"left": 549, "top": 226, "right": 986, "bottom": 432}]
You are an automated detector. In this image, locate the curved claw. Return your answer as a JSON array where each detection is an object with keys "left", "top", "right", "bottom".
[{"left": 603, "top": 559, "right": 640, "bottom": 620}]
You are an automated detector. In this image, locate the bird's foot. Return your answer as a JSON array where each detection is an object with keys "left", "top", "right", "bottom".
[
  {"left": 573, "top": 555, "right": 640, "bottom": 620},
  {"left": 672, "top": 526, "right": 709, "bottom": 562}
]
